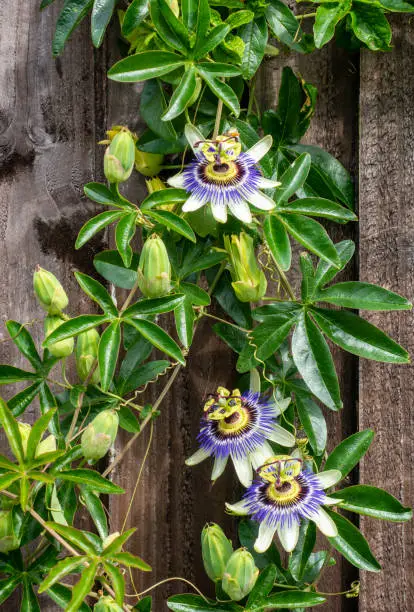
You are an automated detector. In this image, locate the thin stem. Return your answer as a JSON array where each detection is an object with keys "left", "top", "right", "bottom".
[
  {"left": 297, "top": 11, "right": 317, "bottom": 19},
  {"left": 66, "top": 360, "right": 98, "bottom": 445},
  {"left": 29, "top": 507, "right": 79, "bottom": 556},
  {"left": 247, "top": 75, "right": 257, "bottom": 116},
  {"left": 203, "top": 312, "right": 250, "bottom": 334},
  {"left": 136, "top": 577, "right": 208, "bottom": 602},
  {"left": 213, "top": 83, "right": 225, "bottom": 139},
  {"left": 265, "top": 242, "right": 296, "bottom": 300},
  {"left": 208, "top": 262, "right": 226, "bottom": 296}
]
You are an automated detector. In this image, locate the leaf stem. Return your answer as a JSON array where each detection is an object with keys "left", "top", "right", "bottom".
[{"left": 265, "top": 241, "right": 296, "bottom": 300}]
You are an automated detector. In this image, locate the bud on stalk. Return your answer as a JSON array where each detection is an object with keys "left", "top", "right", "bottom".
[
  {"left": 0, "top": 510, "right": 20, "bottom": 553},
  {"left": 222, "top": 548, "right": 259, "bottom": 601},
  {"left": 201, "top": 523, "right": 233, "bottom": 582},
  {"left": 44, "top": 316, "right": 74, "bottom": 358},
  {"left": 81, "top": 409, "right": 119, "bottom": 463},
  {"left": 33, "top": 266, "right": 68, "bottom": 314},
  {"left": 224, "top": 233, "right": 267, "bottom": 302},
  {"left": 76, "top": 328, "right": 100, "bottom": 383},
  {"left": 94, "top": 596, "right": 123, "bottom": 612},
  {"left": 104, "top": 130, "right": 135, "bottom": 183},
  {"left": 137, "top": 234, "right": 171, "bottom": 298}
]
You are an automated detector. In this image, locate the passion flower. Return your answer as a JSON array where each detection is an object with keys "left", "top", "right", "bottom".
[
  {"left": 185, "top": 387, "right": 295, "bottom": 487},
  {"left": 226, "top": 455, "right": 342, "bottom": 553},
  {"left": 168, "top": 125, "right": 280, "bottom": 224}
]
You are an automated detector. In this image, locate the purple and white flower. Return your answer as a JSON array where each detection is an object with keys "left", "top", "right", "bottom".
[{"left": 167, "top": 125, "right": 279, "bottom": 224}]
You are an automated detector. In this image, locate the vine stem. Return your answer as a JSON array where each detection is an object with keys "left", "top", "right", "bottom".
[
  {"left": 213, "top": 83, "right": 224, "bottom": 139},
  {"left": 135, "top": 577, "right": 209, "bottom": 602},
  {"left": 265, "top": 241, "right": 296, "bottom": 300}
]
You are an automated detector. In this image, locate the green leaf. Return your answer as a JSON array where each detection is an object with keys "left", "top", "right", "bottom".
[
  {"left": 26, "top": 409, "right": 56, "bottom": 463},
  {"left": 238, "top": 519, "right": 283, "bottom": 570},
  {"left": 279, "top": 214, "right": 341, "bottom": 267},
  {"left": 108, "top": 51, "right": 185, "bottom": 83},
  {"left": 111, "top": 551, "right": 152, "bottom": 571},
  {"left": 140, "top": 79, "right": 177, "bottom": 141},
  {"left": 124, "top": 295, "right": 185, "bottom": 318},
  {"left": 275, "top": 153, "right": 311, "bottom": 204},
  {"left": 99, "top": 320, "right": 121, "bottom": 391},
  {"left": 126, "top": 319, "right": 185, "bottom": 364},
  {"left": 46, "top": 584, "right": 91, "bottom": 612},
  {"left": 104, "top": 562, "right": 125, "bottom": 606},
  {"left": 314, "top": 1, "right": 352, "bottom": 48},
  {"left": 102, "top": 528, "right": 136, "bottom": 555},
  {"left": 163, "top": 67, "right": 197, "bottom": 121},
  {"left": 146, "top": 209, "right": 196, "bottom": 242},
  {"left": 9, "top": 383, "right": 42, "bottom": 417},
  {"left": 300, "top": 252, "right": 316, "bottom": 303},
  {"left": 150, "top": 0, "right": 189, "bottom": 54},
  {"left": 0, "top": 454, "right": 19, "bottom": 471},
  {"left": 315, "top": 282, "right": 411, "bottom": 311},
  {"left": 115, "top": 213, "right": 137, "bottom": 267},
  {"left": 264, "top": 215, "right": 292, "bottom": 272},
  {"left": 0, "top": 398, "right": 25, "bottom": 464},
  {"left": 167, "top": 594, "right": 242, "bottom": 611},
  {"left": 94, "top": 250, "right": 139, "bottom": 290},
  {"left": 196, "top": 62, "right": 241, "bottom": 78},
  {"left": 314, "top": 240, "right": 355, "bottom": 289},
  {"left": 191, "top": 0, "right": 210, "bottom": 41},
  {"left": 118, "top": 360, "right": 170, "bottom": 395},
  {"left": 179, "top": 282, "right": 210, "bottom": 306},
  {"left": 59, "top": 469, "right": 124, "bottom": 494},
  {"left": 39, "top": 556, "right": 89, "bottom": 593},
  {"left": 81, "top": 488, "right": 108, "bottom": 538},
  {"left": 295, "top": 391, "right": 326, "bottom": 456},
  {"left": 194, "top": 24, "right": 230, "bottom": 60},
  {"left": 265, "top": 0, "right": 310, "bottom": 54},
  {"left": 52, "top": 0, "right": 93, "bottom": 57},
  {"left": 76, "top": 210, "right": 124, "bottom": 249},
  {"left": 174, "top": 296, "right": 195, "bottom": 348},
  {"left": 324, "top": 429, "right": 375, "bottom": 477},
  {"left": 379, "top": 0, "right": 414, "bottom": 10},
  {"left": 226, "top": 10, "right": 255, "bottom": 29},
  {"left": 239, "top": 16, "right": 268, "bottom": 80},
  {"left": 0, "top": 365, "right": 39, "bottom": 385},
  {"left": 289, "top": 520, "right": 317, "bottom": 582},
  {"left": 135, "top": 596, "right": 152, "bottom": 611},
  {"left": 311, "top": 307, "right": 410, "bottom": 363},
  {"left": 333, "top": 485, "right": 412, "bottom": 522},
  {"left": 277, "top": 197, "right": 357, "bottom": 222},
  {"left": 197, "top": 68, "right": 240, "bottom": 117},
  {"left": 43, "top": 315, "right": 109, "bottom": 346},
  {"left": 249, "top": 315, "right": 296, "bottom": 361},
  {"left": 292, "top": 312, "right": 342, "bottom": 410},
  {"left": 141, "top": 188, "right": 188, "bottom": 211},
  {"left": 258, "top": 591, "right": 326, "bottom": 609},
  {"left": 233, "top": 118, "right": 273, "bottom": 176},
  {"left": 66, "top": 562, "right": 98, "bottom": 612},
  {"left": 326, "top": 510, "right": 381, "bottom": 571},
  {"left": 179, "top": 246, "right": 227, "bottom": 279},
  {"left": 6, "top": 321, "right": 42, "bottom": 370},
  {"left": 122, "top": 0, "right": 149, "bottom": 37},
  {"left": 0, "top": 577, "right": 21, "bottom": 606},
  {"left": 0, "top": 473, "right": 21, "bottom": 493},
  {"left": 350, "top": 3, "right": 392, "bottom": 51},
  {"left": 84, "top": 183, "right": 132, "bottom": 209},
  {"left": 75, "top": 272, "right": 118, "bottom": 317},
  {"left": 91, "top": 0, "right": 116, "bottom": 47},
  {"left": 246, "top": 564, "right": 277, "bottom": 607}
]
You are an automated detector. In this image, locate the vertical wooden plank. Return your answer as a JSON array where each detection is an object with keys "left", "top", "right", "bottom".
[
  {"left": 258, "top": 44, "right": 359, "bottom": 607},
  {"left": 359, "top": 16, "right": 414, "bottom": 612}
]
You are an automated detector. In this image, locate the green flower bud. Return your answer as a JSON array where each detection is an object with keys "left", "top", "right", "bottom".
[
  {"left": 94, "top": 596, "right": 123, "bottom": 612},
  {"left": 138, "top": 234, "right": 171, "bottom": 298},
  {"left": 0, "top": 510, "right": 20, "bottom": 553},
  {"left": 17, "top": 422, "right": 31, "bottom": 457},
  {"left": 224, "top": 233, "right": 267, "bottom": 302},
  {"left": 76, "top": 328, "right": 100, "bottom": 384},
  {"left": 44, "top": 316, "right": 74, "bottom": 358},
  {"left": 81, "top": 410, "right": 119, "bottom": 463},
  {"left": 222, "top": 548, "right": 259, "bottom": 601},
  {"left": 201, "top": 523, "right": 233, "bottom": 582},
  {"left": 135, "top": 148, "right": 164, "bottom": 177},
  {"left": 33, "top": 266, "right": 68, "bottom": 314},
  {"left": 104, "top": 130, "right": 135, "bottom": 183}
]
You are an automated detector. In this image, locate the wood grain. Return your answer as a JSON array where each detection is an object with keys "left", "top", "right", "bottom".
[{"left": 358, "top": 16, "right": 414, "bottom": 612}]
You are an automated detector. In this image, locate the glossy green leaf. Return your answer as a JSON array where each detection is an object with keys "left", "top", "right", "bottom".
[
  {"left": 59, "top": 469, "right": 124, "bottom": 494},
  {"left": 197, "top": 62, "right": 242, "bottom": 78},
  {"left": 326, "top": 510, "right": 381, "bottom": 571},
  {"left": 315, "top": 282, "right": 411, "bottom": 311},
  {"left": 140, "top": 79, "right": 177, "bottom": 140},
  {"left": 289, "top": 520, "right": 317, "bottom": 581},
  {"left": 99, "top": 320, "right": 121, "bottom": 391},
  {"left": 46, "top": 583, "right": 91, "bottom": 612},
  {"left": 197, "top": 68, "right": 240, "bottom": 117},
  {"left": 265, "top": 0, "right": 310, "bottom": 54},
  {"left": 115, "top": 213, "right": 137, "bottom": 267},
  {"left": 0, "top": 473, "right": 21, "bottom": 493},
  {"left": 0, "top": 454, "right": 19, "bottom": 471},
  {"left": 256, "top": 591, "right": 326, "bottom": 609},
  {"left": 279, "top": 213, "right": 341, "bottom": 267},
  {"left": 292, "top": 312, "right": 342, "bottom": 410},
  {"left": 141, "top": 188, "right": 188, "bottom": 211},
  {"left": 295, "top": 391, "right": 327, "bottom": 456},
  {"left": 75, "top": 272, "right": 118, "bottom": 316},
  {"left": 118, "top": 359, "right": 170, "bottom": 395},
  {"left": 39, "top": 556, "right": 89, "bottom": 593},
  {"left": 76, "top": 210, "right": 124, "bottom": 249},
  {"left": 124, "top": 295, "right": 185, "bottom": 318},
  {"left": 135, "top": 596, "right": 152, "bottom": 611},
  {"left": 108, "top": 51, "right": 185, "bottom": 83},
  {"left": 6, "top": 321, "right": 42, "bottom": 370},
  {"left": 91, "top": 0, "right": 116, "bottom": 47},
  {"left": 52, "top": 0, "right": 93, "bottom": 57},
  {"left": 43, "top": 315, "right": 109, "bottom": 347},
  {"left": 84, "top": 183, "right": 132, "bottom": 209},
  {"left": 194, "top": 24, "right": 230, "bottom": 59},
  {"left": 246, "top": 564, "right": 277, "bottom": 607},
  {"left": 150, "top": 0, "right": 189, "bottom": 54},
  {"left": 191, "top": 0, "right": 210, "bottom": 41},
  {"left": 333, "top": 485, "right": 412, "bottom": 521},
  {"left": 94, "top": 250, "right": 139, "bottom": 290},
  {"left": 250, "top": 315, "right": 296, "bottom": 361},
  {"left": 300, "top": 252, "right": 316, "bottom": 303},
  {"left": 252, "top": 302, "right": 302, "bottom": 321},
  {"left": 314, "top": 0, "right": 352, "bottom": 48},
  {"left": 350, "top": 4, "right": 392, "bottom": 51},
  {"left": 81, "top": 488, "right": 108, "bottom": 538},
  {"left": 102, "top": 528, "right": 136, "bottom": 555},
  {"left": 174, "top": 296, "right": 195, "bottom": 348},
  {"left": 122, "top": 0, "right": 149, "bottom": 37},
  {"left": 104, "top": 562, "right": 125, "bottom": 606},
  {"left": 163, "top": 67, "right": 197, "bottom": 121},
  {"left": 111, "top": 551, "right": 152, "bottom": 571},
  {"left": 277, "top": 197, "right": 357, "bottom": 222},
  {"left": 239, "top": 16, "right": 268, "bottom": 80},
  {"left": 324, "top": 429, "right": 374, "bottom": 477},
  {"left": 379, "top": 0, "right": 414, "bottom": 10},
  {"left": 66, "top": 561, "right": 98, "bottom": 612},
  {"left": 146, "top": 209, "right": 196, "bottom": 242},
  {"left": 0, "top": 398, "right": 25, "bottom": 464},
  {"left": 179, "top": 246, "right": 227, "bottom": 279},
  {"left": 126, "top": 319, "right": 185, "bottom": 364},
  {"left": 0, "top": 366, "right": 39, "bottom": 385},
  {"left": 167, "top": 594, "right": 242, "bottom": 611},
  {"left": 209, "top": 269, "right": 252, "bottom": 328},
  {"left": 0, "top": 577, "right": 21, "bottom": 606},
  {"left": 26, "top": 409, "right": 56, "bottom": 462},
  {"left": 264, "top": 215, "right": 292, "bottom": 272},
  {"left": 314, "top": 240, "right": 355, "bottom": 289},
  {"left": 275, "top": 153, "right": 311, "bottom": 204},
  {"left": 179, "top": 282, "right": 210, "bottom": 306},
  {"left": 233, "top": 118, "right": 273, "bottom": 177},
  {"left": 311, "top": 307, "right": 410, "bottom": 363}
]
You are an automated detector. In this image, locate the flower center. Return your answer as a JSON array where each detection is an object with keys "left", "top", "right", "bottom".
[
  {"left": 267, "top": 479, "right": 302, "bottom": 505},
  {"left": 217, "top": 406, "right": 249, "bottom": 435},
  {"left": 204, "top": 161, "right": 238, "bottom": 183}
]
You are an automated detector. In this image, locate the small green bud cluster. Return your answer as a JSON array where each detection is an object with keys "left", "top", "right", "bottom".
[
  {"left": 137, "top": 234, "right": 171, "bottom": 298},
  {"left": 94, "top": 596, "right": 123, "bottom": 612},
  {"left": 81, "top": 410, "right": 119, "bottom": 463},
  {"left": 224, "top": 232, "right": 267, "bottom": 302}
]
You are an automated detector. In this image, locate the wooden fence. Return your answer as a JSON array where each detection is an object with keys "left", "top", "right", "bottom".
[{"left": 0, "top": 3, "right": 412, "bottom": 610}]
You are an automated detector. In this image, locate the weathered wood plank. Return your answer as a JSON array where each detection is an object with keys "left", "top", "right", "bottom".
[{"left": 359, "top": 16, "right": 414, "bottom": 612}]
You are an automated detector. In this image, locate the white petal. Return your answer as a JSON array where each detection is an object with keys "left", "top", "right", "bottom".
[
  {"left": 211, "top": 455, "right": 228, "bottom": 481},
  {"left": 247, "top": 135, "right": 273, "bottom": 162},
  {"left": 231, "top": 454, "right": 253, "bottom": 487},
  {"left": 182, "top": 194, "right": 206, "bottom": 212},
  {"left": 267, "top": 423, "right": 295, "bottom": 447},
  {"left": 185, "top": 448, "right": 210, "bottom": 466},
  {"left": 250, "top": 441, "right": 274, "bottom": 470},
  {"left": 228, "top": 199, "right": 252, "bottom": 224},
  {"left": 211, "top": 201, "right": 228, "bottom": 223},
  {"left": 249, "top": 190, "right": 276, "bottom": 211},
  {"left": 225, "top": 499, "right": 250, "bottom": 516},
  {"left": 257, "top": 177, "right": 281, "bottom": 189},
  {"left": 277, "top": 521, "right": 300, "bottom": 552},
  {"left": 185, "top": 124, "right": 206, "bottom": 155},
  {"left": 324, "top": 497, "right": 343, "bottom": 506},
  {"left": 312, "top": 507, "right": 338, "bottom": 537},
  {"left": 167, "top": 173, "right": 185, "bottom": 188},
  {"left": 254, "top": 522, "right": 277, "bottom": 553},
  {"left": 249, "top": 368, "right": 261, "bottom": 394},
  {"left": 315, "top": 469, "right": 342, "bottom": 490},
  {"left": 291, "top": 447, "right": 303, "bottom": 459}
]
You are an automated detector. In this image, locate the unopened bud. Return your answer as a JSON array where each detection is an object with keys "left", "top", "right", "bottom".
[
  {"left": 44, "top": 316, "right": 74, "bottom": 358},
  {"left": 135, "top": 148, "right": 164, "bottom": 177},
  {"left": 33, "top": 267, "right": 68, "bottom": 314},
  {"left": 94, "top": 596, "right": 123, "bottom": 612},
  {"left": 104, "top": 130, "right": 135, "bottom": 183},
  {"left": 138, "top": 234, "right": 171, "bottom": 298},
  {"left": 201, "top": 523, "right": 233, "bottom": 582},
  {"left": 81, "top": 410, "right": 119, "bottom": 463},
  {"left": 76, "top": 328, "right": 100, "bottom": 384},
  {"left": 224, "top": 233, "right": 267, "bottom": 302},
  {"left": 0, "top": 510, "right": 20, "bottom": 553},
  {"left": 222, "top": 548, "right": 259, "bottom": 601},
  {"left": 17, "top": 422, "right": 31, "bottom": 457}
]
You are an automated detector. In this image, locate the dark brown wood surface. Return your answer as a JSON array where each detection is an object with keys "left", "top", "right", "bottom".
[{"left": 0, "top": 3, "right": 412, "bottom": 611}]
